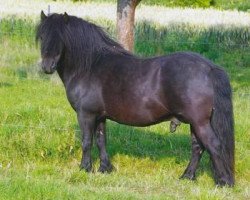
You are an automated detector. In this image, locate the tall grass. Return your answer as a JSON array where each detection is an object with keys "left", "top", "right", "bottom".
[
  {"left": 1, "top": 17, "right": 249, "bottom": 70},
  {"left": 214, "top": 0, "right": 250, "bottom": 11},
  {"left": 56, "top": 0, "right": 250, "bottom": 11}
]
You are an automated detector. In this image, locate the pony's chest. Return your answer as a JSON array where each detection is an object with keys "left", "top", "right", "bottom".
[{"left": 65, "top": 83, "right": 102, "bottom": 112}]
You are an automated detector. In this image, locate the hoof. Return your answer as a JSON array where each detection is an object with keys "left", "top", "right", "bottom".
[
  {"left": 80, "top": 162, "right": 92, "bottom": 173},
  {"left": 180, "top": 173, "right": 196, "bottom": 181},
  {"left": 98, "top": 162, "right": 114, "bottom": 173},
  {"left": 215, "top": 178, "right": 234, "bottom": 187}
]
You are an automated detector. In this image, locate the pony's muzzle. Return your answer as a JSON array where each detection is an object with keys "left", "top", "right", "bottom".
[
  {"left": 41, "top": 55, "right": 60, "bottom": 74},
  {"left": 42, "top": 61, "right": 57, "bottom": 74}
]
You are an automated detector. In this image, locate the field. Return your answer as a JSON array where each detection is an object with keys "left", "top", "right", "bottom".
[{"left": 0, "top": 1, "right": 250, "bottom": 199}]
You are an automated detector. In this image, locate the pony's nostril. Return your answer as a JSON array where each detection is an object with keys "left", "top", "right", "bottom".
[{"left": 52, "top": 61, "right": 57, "bottom": 69}]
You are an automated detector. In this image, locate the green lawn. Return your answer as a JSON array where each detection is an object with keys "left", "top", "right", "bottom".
[{"left": 0, "top": 14, "right": 250, "bottom": 200}]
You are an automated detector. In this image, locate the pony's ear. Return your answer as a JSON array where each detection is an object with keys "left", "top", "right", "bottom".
[
  {"left": 41, "top": 10, "right": 47, "bottom": 21},
  {"left": 63, "top": 12, "right": 69, "bottom": 24}
]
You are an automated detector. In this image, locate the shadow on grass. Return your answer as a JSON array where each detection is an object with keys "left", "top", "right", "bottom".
[
  {"left": 74, "top": 121, "right": 211, "bottom": 178},
  {"left": 108, "top": 122, "right": 192, "bottom": 163},
  {"left": 75, "top": 121, "right": 192, "bottom": 163}
]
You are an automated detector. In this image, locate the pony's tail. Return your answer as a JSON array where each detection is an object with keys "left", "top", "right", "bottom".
[{"left": 210, "top": 67, "right": 235, "bottom": 185}]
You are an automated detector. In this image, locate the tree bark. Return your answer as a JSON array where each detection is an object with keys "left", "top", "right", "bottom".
[{"left": 117, "top": 0, "right": 141, "bottom": 52}]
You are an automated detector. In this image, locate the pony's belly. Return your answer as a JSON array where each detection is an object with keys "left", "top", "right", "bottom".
[
  {"left": 108, "top": 114, "right": 171, "bottom": 127},
  {"left": 106, "top": 104, "right": 171, "bottom": 127}
]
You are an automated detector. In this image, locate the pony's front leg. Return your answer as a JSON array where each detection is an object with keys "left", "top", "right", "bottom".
[
  {"left": 77, "top": 111, "right": 95, "bottom": 172},
  {"left": 96, "top": 121, "right": 113, "bottom": 173}
]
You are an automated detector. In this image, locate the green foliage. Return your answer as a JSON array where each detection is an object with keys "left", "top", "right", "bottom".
[
  {"left": 142, "top": 0, "right": 214, "bottom": 8},
  {"left": 56, "top": 0, "right": 250, "bottom": 11},
  {"left": 61, "top": 0, "right": 214, "bottom": 7},
  {"left": 0, "top": 17, "right": 250, "bottom": 199},
  {"left": 57, "top": 0, "right": 250, "bottom": 10},
  {"left": 0, "top": 18, "right": 36, "bottom": 44},
  {"left": 214, "top": 0, "right": 250, "bottom": 11}
]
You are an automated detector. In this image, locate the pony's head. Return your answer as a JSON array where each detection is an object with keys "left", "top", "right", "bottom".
[
  {"left": 36, "top": 11, "right": 69, "bottom": 74},
  {"left": 36, "top": 11, "right": 131, "bottom": 74}
]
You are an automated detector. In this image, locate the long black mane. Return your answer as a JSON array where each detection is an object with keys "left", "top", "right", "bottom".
[{"left": 36, "top": 13, "right": 132, "bottom": 72}]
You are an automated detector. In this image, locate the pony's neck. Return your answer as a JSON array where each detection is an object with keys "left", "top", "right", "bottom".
[
  {"left": 56, "top": 55, "right": 78, "bottom": 86},
  {"left": 56, "top": 41, "right": 134, "bottom": 86},
  {"left": 56, "top": 62, "right": 68, "bottom": 86}
]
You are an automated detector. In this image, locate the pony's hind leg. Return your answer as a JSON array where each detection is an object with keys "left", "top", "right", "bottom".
[
  {"left": 180, "top": 125, "right": 204, "bottom": 180},
  {"left": 193, "top": 122, "right": 234, "bottom": 186},
  {"left": 96, "top": 121, "right": 113, "bottom": 173}
]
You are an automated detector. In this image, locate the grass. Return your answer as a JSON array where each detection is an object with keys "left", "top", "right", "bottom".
[
  {"left": 214, "top": 0, "right": 250, "bottom": 11},
  {"left": 0, "top": 5, "right": 250, "bottom": 200}
]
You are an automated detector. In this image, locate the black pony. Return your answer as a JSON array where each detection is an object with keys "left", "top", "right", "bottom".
[{"left": 36, "top": 11, "right": 235, "bottom": 186}]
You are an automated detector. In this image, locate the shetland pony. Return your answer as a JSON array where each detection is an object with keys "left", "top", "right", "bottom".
[{"left": 36, "top": 11, "right": 234, "bottom": 186}]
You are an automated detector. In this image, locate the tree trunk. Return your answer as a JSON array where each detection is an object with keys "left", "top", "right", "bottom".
[{"left": 117, "top": 0, "right": 141, "bottom": 52}]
